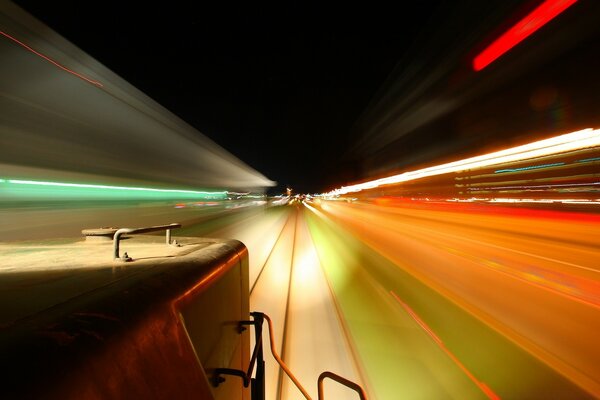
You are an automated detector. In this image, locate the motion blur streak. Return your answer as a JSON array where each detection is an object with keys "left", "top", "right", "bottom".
[
  {"left": 2, "top": 194, "right": 598, "bottom": 398},
  {"left": 193, "top": 200, "right": 599, "bottom": 398},
  {"left": 473, "top": 0, "right": 578, "bottom": 71},
  {"left": 304, "top": 205, "right": 491, "bottom": 399},
  {"left": 0, "top": 2, "right": 274, "bottom": 198},
  {"left": 0, "top": 3, "right": 274, "bottom": 241},
  {"left": 312, "top": 198, "right": 599, "bottom": 397},
  {"left": 328, "top": 128, "right": 600, "bottom": 196},
  {"left": 2, "top": 1, "right": 599, "bottom": 399},
  {"left": 390, "top": 291, "right": 500, "bottom": 400},
  {"left": 1, "top": 178, "right": 228, "bottom": 200},
  {"left": 0, "top": 29, "right": 103, "bottom": 86}
]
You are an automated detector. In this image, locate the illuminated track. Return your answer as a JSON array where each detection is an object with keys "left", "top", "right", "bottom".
[
  {"left": 277, "top": 207, "right": 298, "bottom": 398},
  {"left": 279, "top": 207, "right": 363, "bottom": 399},
  {"left": 250, "top": 209, "right": 295, "bottom": 295},
  {"left": 248, "top": 206, "right": 364, "bottom": 399},
  {"left": 250, "top": 207, "right": 297, "bottom": 399}
]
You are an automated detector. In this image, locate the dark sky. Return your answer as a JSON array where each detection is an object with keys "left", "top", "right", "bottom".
[{"left": 11, "top": 1, "right": 448, "bottom": 194}]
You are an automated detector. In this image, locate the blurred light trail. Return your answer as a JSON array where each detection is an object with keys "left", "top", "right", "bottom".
[
  {"left": 0, "top": 4, "right": 275, "bottom": 193},
  {"left": 316, "top": 199, "right": 600, "bottom": 397},
  {"left": 1, "top": 178, "right": 228, "bottom": 200},
  {"left": 327, "top": 128, "right": 600, "bottom": 196},
  {"left": 578, "top": 157, "right": 600, "bottom": 163},
  {"left": 473, "top": 0, "right": 578, "bottom": 71},
  {"left": 390, "top": 291, "right": 500, "bottom": 400},
  {"left": 0, "top": 193, "right": 270, "bottom": 242},
  {"left": 305, "top": 205, "right": 504, "bottom": 399},
  {"left": 2, "top": 198, "right": 598, "bottom": 398},
  {"left": 452, "top": 198, "right": 600, "bottom": 205},
  {"left": 390, "top": 291, "right": 442, "bottom": 345},
  {"left": 0, "top": 29, "right": 103, "bottom": 86},
  {"left": 494, "top": 162, "right": 565, "bottom": 174}
]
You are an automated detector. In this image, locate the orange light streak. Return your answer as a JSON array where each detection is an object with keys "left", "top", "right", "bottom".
[
  {"left": 448, "top": 246, "right": 600, "bottom": 310},
  {"left": 390, "top": 291, "right": 500, "bottom": 400},
  {"left": 0, "top": 29, "right": 103, "bottom": 87}
]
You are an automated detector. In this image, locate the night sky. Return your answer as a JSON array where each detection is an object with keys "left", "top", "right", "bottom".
[{"left": 11, "top": 1, "right": 448, "bottom": 194}]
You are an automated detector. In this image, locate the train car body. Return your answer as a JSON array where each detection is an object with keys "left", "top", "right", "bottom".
[{"left": 0, "top": 225, "right": 251, "bottom": 399}]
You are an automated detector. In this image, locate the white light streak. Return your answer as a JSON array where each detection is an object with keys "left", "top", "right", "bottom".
[{"left": 328, "top": 128, "right": 600, "bottom": 195}]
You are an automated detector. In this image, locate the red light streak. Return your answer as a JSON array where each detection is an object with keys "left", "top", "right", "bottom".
[
  {"left": 390, "top": 290, "right": 500, "bottom": 400},
  {"left": 0, "top": 30, "right": 103, "bottom": 87},
  {"left": 473, "top": 0, "right": 578, "bottom": 71}
]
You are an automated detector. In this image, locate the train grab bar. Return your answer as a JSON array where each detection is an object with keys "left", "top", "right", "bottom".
[
  {"left": 318, "top": 371, "right": 368, "bottom": 400},
  {"left": 211, "top": 311, "right": 367, "bottom": 399},
  {"left": 260, "top": 312, "right": 368, "bottom": 400},
  {"left": 113, "top": 223, "right": 181, "bottom": 260}
]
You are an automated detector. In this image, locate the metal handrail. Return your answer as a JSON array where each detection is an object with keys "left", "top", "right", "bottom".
[
  {"left": 212, "top": 311, "right": 367, "bottom": 399},
  {"left": 318, "top": 371, "right": 368, "bottom": 400},
  {"left": 258, "top": 311, "right": 368, "bottom": 400},
  {"left": 113, "top": 223, "right": 181, "bottom": 260},
  {"left": 260, "top": 312, "right": 312, "bottom": 399}
]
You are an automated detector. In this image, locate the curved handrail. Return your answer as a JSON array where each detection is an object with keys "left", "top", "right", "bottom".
[
  {"left": 318, "top": 371, "right": 367, "bottom": 400},
  {"left": 261, "top": 312, "right": 312, "bottom": 399},
  {"left": 259, "top": 312, "right": 368, "bottom": 399}
]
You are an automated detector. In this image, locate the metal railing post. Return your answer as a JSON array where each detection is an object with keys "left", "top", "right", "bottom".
[{"left": 251, "top": 312, "right": 265, "bottom": 400}]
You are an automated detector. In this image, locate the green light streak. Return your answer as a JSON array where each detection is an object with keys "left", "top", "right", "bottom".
[
  {"left": 494, "top": 162, "right": 565, "bottom": 174},
  {"left": 577, "top": 157, "right": 600, "bottom": 163},
  {"left": 7, "top": 179, "right": 226, "bottom": 194},
  {"left": 1, "top": 178, "right": 227, "bottom": 201}
]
